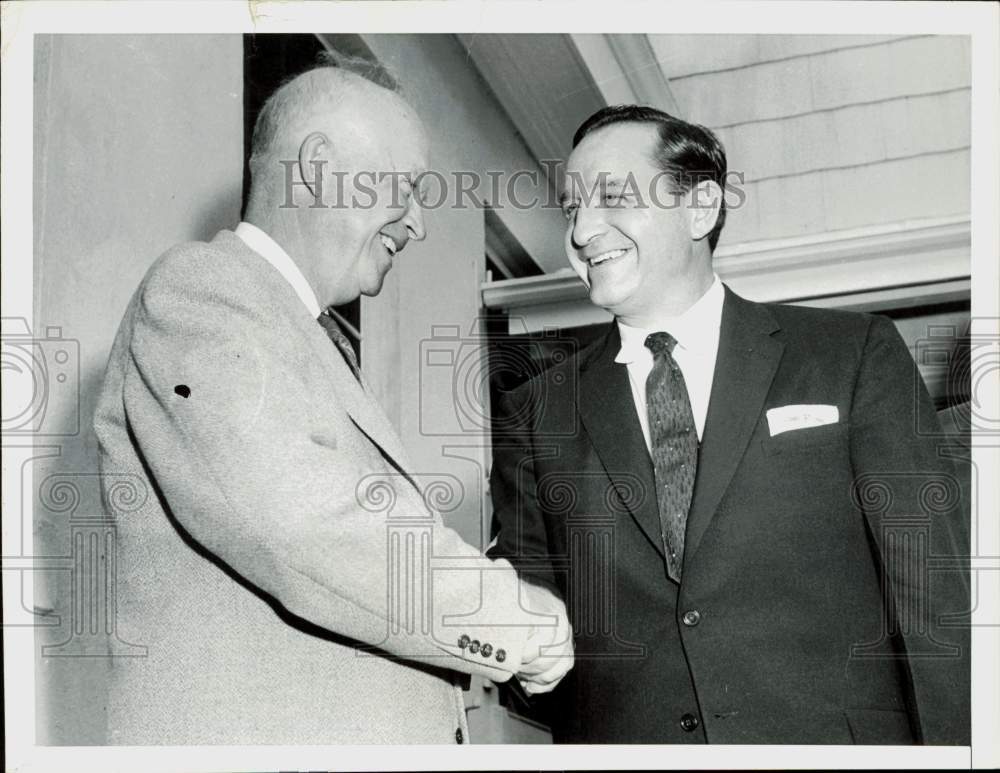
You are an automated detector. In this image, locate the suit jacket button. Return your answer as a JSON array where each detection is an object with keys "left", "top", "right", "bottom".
[
  {"left": 468, "top": 639, "right": 480, "bottom": 654},
  {"left": 682, "top": 610, "right": 701, "bottom": 627},
  {"left": 680, "top": 713, "right": 700, "bottom": 732},
  {"left": 480, "top": 643, "right": 493, "bottom": 658},
  {"left": 495, "top": 648, "right": 506, "bottom": 663},
  {"left": 458, "top": 634, "right": 470, "bottom": 649},
  {"left": 455, "top": 727, "right": 464, "bottom": 744}
]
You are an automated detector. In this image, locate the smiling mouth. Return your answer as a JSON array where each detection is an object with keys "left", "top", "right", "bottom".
[
  {"left": 379, "top": 233, "right": 399, "bottom": 257},
  {"left": 587, "top": 247, "right": 629, "bottom": 267}
]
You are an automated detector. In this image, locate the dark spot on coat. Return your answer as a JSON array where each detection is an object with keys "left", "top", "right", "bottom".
[{"left": 174, "top": 385, "right": 191, "bottom": 398}]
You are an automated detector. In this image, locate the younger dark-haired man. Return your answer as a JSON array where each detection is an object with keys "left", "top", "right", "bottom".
[{"left": 489, "top": 105, "right": 969, "bottom": 744}]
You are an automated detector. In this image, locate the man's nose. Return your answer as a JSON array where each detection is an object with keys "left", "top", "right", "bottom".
[
  {"left": 570, "top": 203, "right": 604, "bottom": 250},
  {"left": 404, "top": 197, "right": 426, "bottom": 242}
]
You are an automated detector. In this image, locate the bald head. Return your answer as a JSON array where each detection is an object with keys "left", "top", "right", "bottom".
[
  {"left": 250, "top": 64, "right": 404, "bottom": 178},
  {"left": 243, "top": 58, "right": 430, "bottom": 310}
]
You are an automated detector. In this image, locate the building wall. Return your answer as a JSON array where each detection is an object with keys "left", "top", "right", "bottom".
[
  {"left": 357, "top": 33, "right": 558, "bottom": 549},
  {"left": 31, "top": 33, "right": 244, "bottom": 744},
  {"left": 647, "top": 35, "right": 971, "bottom": 247}
]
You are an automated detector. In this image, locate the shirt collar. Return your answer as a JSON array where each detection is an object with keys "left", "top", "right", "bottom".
[
  {"left": 615, "top": 275, "right": 725, "bottom": 364},
  {"left": 234, "top": 221, "right": 321, "bottom": 318}
]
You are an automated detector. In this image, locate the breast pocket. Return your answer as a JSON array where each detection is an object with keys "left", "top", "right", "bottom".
[{"left": 761, "top": 421, "right": 849, "bottom": 457}]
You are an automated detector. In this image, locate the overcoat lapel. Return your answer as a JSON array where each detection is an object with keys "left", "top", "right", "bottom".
[
  {"left": 577, "top": 326, "right": 663, "bottom": 556},
  {"left": 217, "top": 230, "right": 419, "bottom": 489},
  {"left": 320, "top": 337, "right": 417, "bottom": 477},
  {"left": 683, "top": 287, "right": 783, "bottom": 568}
]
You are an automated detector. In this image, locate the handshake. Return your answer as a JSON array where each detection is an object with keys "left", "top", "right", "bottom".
[{"left": 513, "top": 580, "right": 575, "bottom": 695}]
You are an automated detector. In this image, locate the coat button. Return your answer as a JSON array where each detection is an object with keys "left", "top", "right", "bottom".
[
  {"left": 468, "top": 639, "right": 480, "bottom": 654},
  {"left": 455, "top": 727, "right": 464, "bottom": 744},
  {"left": 480, "top": 643, "right": 493, "bottom": 658},
  {"left": 681, "top": 610, "right": 701, "bottom": 627},
  {"left": 458, "top": 634, "right": 470, "bottom": 649},
  {"left": 495, "top": 648, "right": 506, "bottom": 663},
  {"left": 680, "top": 713, "right": 700, "bottom": 732}
]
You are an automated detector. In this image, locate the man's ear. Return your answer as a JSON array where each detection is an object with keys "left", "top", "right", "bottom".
[
  {"left": 297, "top": 131, "right": 329, "bottom": 201},
  {"left": 688, "top": 180, "right": 723, "bottom": 242}
]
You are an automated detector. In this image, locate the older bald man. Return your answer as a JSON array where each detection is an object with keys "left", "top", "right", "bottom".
[{"left": 93, "top": 56, "right": 572, "bottom": 745}]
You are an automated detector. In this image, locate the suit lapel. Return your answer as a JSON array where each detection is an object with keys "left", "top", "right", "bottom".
[
  {"left": 577, "top": 326, "right": 663, "bottom": 556},
  {"left": 683, "top": 287, "right": 783, "bottom": 568}
]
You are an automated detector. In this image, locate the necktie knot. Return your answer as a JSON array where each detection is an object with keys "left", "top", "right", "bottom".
[
  {"left": 645, "top": 331, "right": 678, "bottom": 357},
  {"left": 317, "top": 310, "right": 361, "bottom": 382}
]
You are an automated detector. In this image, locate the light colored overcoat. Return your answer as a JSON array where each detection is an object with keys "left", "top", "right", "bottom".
[{"left": 94, "top": 230, "right": 534, "bottom": 744}]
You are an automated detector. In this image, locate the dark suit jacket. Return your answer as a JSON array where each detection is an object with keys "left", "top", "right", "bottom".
[{"left": 489, "top": 286, "right": 969, "bottom": 744}]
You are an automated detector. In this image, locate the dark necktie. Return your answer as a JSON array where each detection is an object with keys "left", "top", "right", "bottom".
[
  {"left": 317, "top": 310, "right": 361, "bottom": 382},
  {"left": 317, "top": 310, "right": 421, "bottom": 495},
  {"left": 645, "top": 331, "right": 698, "bottom": 582}
]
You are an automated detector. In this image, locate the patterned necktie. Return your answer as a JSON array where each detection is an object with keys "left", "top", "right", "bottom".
[
  {"left": 645, "top": 331, "right": 698, "bottom": 582},
  {"left": 317, "top": 310, "right": 361, "bottom": 382}
]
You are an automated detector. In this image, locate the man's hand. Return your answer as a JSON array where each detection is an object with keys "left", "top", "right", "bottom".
[{"left": 516, "top": 581, "right": 574, "bottom": 695}]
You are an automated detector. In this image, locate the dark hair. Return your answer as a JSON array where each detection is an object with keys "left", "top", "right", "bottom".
[{"left": 572, "top": 105, "right": 728, "bottom": 251}]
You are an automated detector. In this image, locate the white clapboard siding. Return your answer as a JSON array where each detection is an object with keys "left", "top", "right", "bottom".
[{"left": 647, "top": 35, "right": 970, "bottom": 248}]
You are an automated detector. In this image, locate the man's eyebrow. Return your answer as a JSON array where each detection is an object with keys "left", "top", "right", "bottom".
[
  {"left": 565, "top": 177, "right": 624, "bottom": 193},
  {"left": 560, "top": 174, "right": 626, "bottom": 206}
]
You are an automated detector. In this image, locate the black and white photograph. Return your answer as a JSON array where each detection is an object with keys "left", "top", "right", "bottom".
[{"left": 2, "top": 1, "right": 998, "bottom": 770}]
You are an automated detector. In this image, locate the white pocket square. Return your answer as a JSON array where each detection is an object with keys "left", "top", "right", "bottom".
[{"left": 766, "top": 404, "right": 839, "bottom": 437}]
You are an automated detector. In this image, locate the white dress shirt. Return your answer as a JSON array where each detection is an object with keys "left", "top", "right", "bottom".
[
  {"left": 234, "top": 221, "right": 321, "bottom": 319},
  {"left": 616, "top": 275, "right": 725, "bottom": 451}
]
